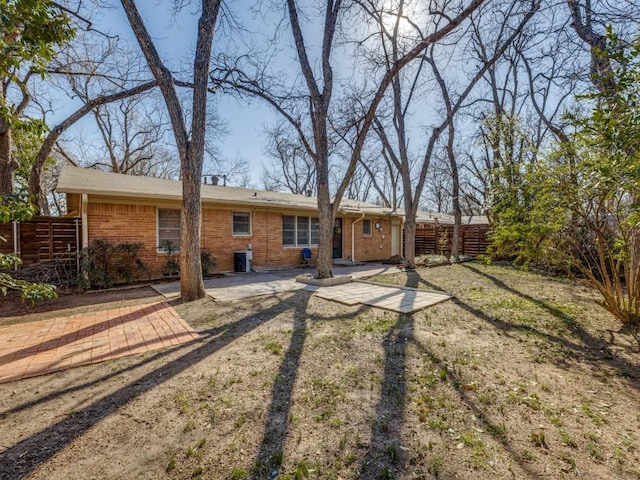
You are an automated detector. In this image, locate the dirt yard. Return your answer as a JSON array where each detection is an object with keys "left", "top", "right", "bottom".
[{"left": 0, "top": 262, "right": 639, "bottom": 479}]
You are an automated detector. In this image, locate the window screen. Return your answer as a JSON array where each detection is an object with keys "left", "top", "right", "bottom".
[
  {"left": 363, "top": 219, "right": 372, "bottom": 236},
  {"left": 158, "top": 208, "right": 181, "bottom": 250},
  {"left": 233, "top": 212, "right": 251, "bottom": 235},
  {"left": 282, "top": 215, "right": 296, "bottom": 246},
  {"left": 282, "top": 215, "right": 319, "bottom": 246}
]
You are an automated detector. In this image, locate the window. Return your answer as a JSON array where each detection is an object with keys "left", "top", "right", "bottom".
[
  {"left": 297, "top": 216, "right": 309, "bottom": 245},
  {"left": 233, "top": 212, "right": 251, "bottom": 236},
  {"left": 283, "top": 215, "right": 296, "bottom": 246},
  {"left": 282, "top": 215, "right": 319, "bottom": 247},
  {"left": 158, "top": 208, "right": 181, "bottom": 251},
  {"left": 310, "top": 217, "right": 319, "bottom": 245},
  {"left": 362, "top": 219, "right": 372, "bottom": 236}
]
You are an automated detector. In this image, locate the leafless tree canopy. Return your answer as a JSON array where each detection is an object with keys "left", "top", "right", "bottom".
[{"left": 213, "top": 0, "right": 487, "bottom": 277}]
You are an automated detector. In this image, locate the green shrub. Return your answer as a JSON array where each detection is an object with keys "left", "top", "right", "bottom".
[
  {"left": 1, "top": 194, "right": 57, "bottom": 302},
  {"left": 200, "top": 248, "right": 216, "bottom": 275},
  {"left": 415, "top": 254, "right": 450, "bottom": 267},
  {"left": 80, "top": 238, "right": 146, "bottom": 289},
  {"left": 160, "top": 240, "right": 180, "bottom": 276}
]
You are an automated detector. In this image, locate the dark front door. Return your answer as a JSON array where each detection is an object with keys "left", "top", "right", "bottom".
[{"left": 332, "top": 218, "right": 343, "bottom": 259}]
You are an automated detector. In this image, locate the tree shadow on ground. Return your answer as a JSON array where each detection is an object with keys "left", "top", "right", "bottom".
[
  {"left": 405, "top": 268, "right": 639, "bottom": 391},
  {"left": 270, "top": 293, "right": 414, "bottom": 479},
  {"left": 357, "top": 270, "right": 544, "bottom": 477},
  {"left": 359, "top": 314, "right": 411, "bottom": 479},
  {"left": 250, "top": 295, "right": 413, "bottom": 479},
  {"left": 251, "top": 300, "right": 368, "bottom": 479},
  {"left": 0, "top": 303, "right": 172, "bottom": 367},
  {"left": 409, "top": 335, "right": 543, "bottom": 478},
  {"left": 461, "top": 264, "right": 640, "bottom": 385},
  {"left": 251, "top": 295, "right": 310, "bottom": 478},
  {"left": 401, "top": 271, "right": 553, "bottom": 477},
  {"left": 0, "top": 339, "right": 197, "bottom": 418},
  {"left": 0, "top": 291, "right": 305, "bottom": 480}
]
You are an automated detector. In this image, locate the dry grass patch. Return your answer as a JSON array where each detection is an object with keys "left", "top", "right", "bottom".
[{"left": 0, "top": 263, "right": 639, "bottom": 479}]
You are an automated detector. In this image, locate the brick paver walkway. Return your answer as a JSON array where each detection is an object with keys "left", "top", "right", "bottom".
[{"left": 0, "top": 302, "right": 199, "bottom": 384}]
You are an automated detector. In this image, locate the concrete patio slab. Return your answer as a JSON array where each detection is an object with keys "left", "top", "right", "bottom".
[
  {"left": 151, "top": 263, "right": 403, "bottom": 302},
  {"left": 206, "top": 278, "right": 318, "bottom": 301},
  {"left": 313, "top": 281, "right": 452, "bottom": 313},
  {"left": 152, "top": 274, "right": 317, "bottom": 301},
  {"left": 0, "top": 302, "right": 199, "bottom": 384}
]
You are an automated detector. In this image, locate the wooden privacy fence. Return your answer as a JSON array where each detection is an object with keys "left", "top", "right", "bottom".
[
  {"left": 0, "top": 216, "right": 81, "bottom": 270},
  {"left": 414, "top": 224, "right": 490, "bottom": 257}
]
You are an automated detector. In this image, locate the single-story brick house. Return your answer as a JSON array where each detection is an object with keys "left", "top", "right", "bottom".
[{"left": 56, "top": 166, "right": 404, "bottom": 275}]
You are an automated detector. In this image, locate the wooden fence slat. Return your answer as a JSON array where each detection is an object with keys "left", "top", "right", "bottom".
[
  {"left": 414, "top": 224, "right": 490, "bottom": 257},
  {"left": 6, "top": 216, "right": 82, "bottom": 268},
  {"left": 0, "top": 223, "right": 13, "bottom": 255}
]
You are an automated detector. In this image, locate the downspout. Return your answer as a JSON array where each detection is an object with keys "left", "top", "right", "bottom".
[
  {"left": 81, "top": 194, "right": 88, "bottom": 248},
  {"left": 75, "top": 218, "right": 81, "bottom": 274},
  {"left": 400, "top": 214, "right": 405, "bottom": 259},
  {"left": 351, "top": 212, "right": 365, "bottom": 262}
]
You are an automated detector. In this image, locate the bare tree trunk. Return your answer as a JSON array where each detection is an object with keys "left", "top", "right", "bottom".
[
  {"left": 400, "top": 152, "right": 418, "bottom": 268},
  {"left": 447, "top": 123, "right": 461, "bottom": 261},
  {"left": 317, "top": 187, "right": 334, "bottom": 277},
  {"left": 121, "top": 0, "right": 221, "bottom": 301},
  {"left": 179, "top": 0, "right": 220, "bottom": 300},
  {"left": 0, "top": 83, "right": 16, "bottom": 195},
  {"left": 404, "top": 214, "right": 417, "bottom": 269},
  {"left": 0, "top": 120, "right": 14, "bottom": 195},
  {"left": 314, "top": 147, "right": 335, "bottom": 278},
  {"left": 181, "top": 148, "right": 205, "bottom": 299},
  {"left": 287, "top": 0, "right": 340, "bottom": 279}
]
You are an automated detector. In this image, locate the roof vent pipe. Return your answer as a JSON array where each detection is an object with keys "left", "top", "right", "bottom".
[
  {"left": 211, "top": 175, "right": 219, "bottom": 186},
  {"left": 306, "top": 190, "right": 312, "bottom": 197}
]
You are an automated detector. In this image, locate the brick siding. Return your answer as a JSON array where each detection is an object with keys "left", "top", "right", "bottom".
[
  {"left": 87, "top": 201, "right": 395, "bottom": 277},
  {"left": 347, "top": 218, "right": 394, "bottom": 262}
]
